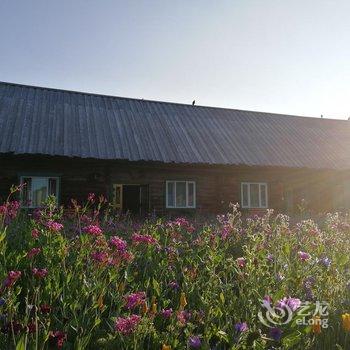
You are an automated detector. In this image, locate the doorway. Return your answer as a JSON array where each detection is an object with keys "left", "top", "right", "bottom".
[{"left": 112, "top": 184, "right": 149, "bottom": 215}]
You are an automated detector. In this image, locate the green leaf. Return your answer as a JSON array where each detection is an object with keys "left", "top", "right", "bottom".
[
  {"left": 152, "top": 278, "right": 160, "bottom": 296},
  {"left": 219, "top": 292, "right": 225, "bottom": 304},
  {"left": 15, "top": 335, "right": 26, "bottom": 350}
]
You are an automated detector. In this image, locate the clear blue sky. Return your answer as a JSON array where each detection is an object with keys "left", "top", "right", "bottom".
[{"left": 0, "top": 0, "right": 349, "bottom": 119}]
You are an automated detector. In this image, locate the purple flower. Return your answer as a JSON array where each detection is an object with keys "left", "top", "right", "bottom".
[
  {"left": 267, "top": 254, "right": 274, "bottom": 262},
  {"left": 298, "top": 251, "right": 311, "bottom": 261},
  {"left": 236, "top": 257, "right": 246, "bottom": 268},
  {"left": 0, "top": 298, "right": 5, "bottom": 306},
  {"left": 234, "top": 322, "right": 248, "bottom": 332},
  {"left": 115, "top": 314, "right": 141, "bottom": 335},
  {"left": 319, "top": 257, "right": 331, "bottom": 268},
  {"left": 161, "top": 308, "right": 173, "bottom": 319},
  {"left": 124, "top": 292, "right": 146, "bottom": 309},
  {"left": 276, "top": 297, "right": 301, "bottom": 312},
  {"left": 188, "top": 335, "right": 201, "bottom": 348},
  {"left": 109, "top": 236, "right": 127, "bottom": 252},
  {"left": 168, "top": 281, "right": 179, "bottom": 290},
  {"left": 269, "top": 327, "right": 282, "bottom": 341}
]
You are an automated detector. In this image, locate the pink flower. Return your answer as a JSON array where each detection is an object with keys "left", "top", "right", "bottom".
[
  {"left": 91, "top": 251, "right": 109, "bottom": 264},
  {"left": 177, "top": 310, "right": 191, "bottom": 325},
  {"left": 131, "top": 233, "right": 157, "bottom": 245},
  {"left": 31, "top": 228, "right": 40, "bottom": 239},
  {"left": 32, "top": 268, "right": 48, "bottom": 278},
  {"left": 115, "top": 314, "right": 141, "bottom": 335},
  {"left": 87, "top": 193, "right": 95, "bottom": 202},
  {"left": 124, "top": 291, "right": 146, "bottom": 309},
  {"left": 27, "top": 247, "right": 41, "bottom": 258},
  {"left": 49, "top": 331, "right": 67, "bottom": 349},
  {"left": 276, "top": 297, "right": 301, "bottom": 312},
  {"left": 83, "top": 224, "right": 103, "bottom": 236},
  {"left": 298, "top": 251, "right": 311, "bottom": 261},
  {"left": 46, "top": 220, "right": 63, "bottom": 232},
  {"left": 236, "top": 257, "right": 246, "bottom": 268},
  {"left": 2, "top": 270, "right": 21, "bottom": 288},
  {"left": 109, "top": 236, "right": 127, "bottom": 252}
]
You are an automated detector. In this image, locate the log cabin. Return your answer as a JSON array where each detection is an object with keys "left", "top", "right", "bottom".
[{"left": 0, "top": 81, "right": 349, "bottom": 216}]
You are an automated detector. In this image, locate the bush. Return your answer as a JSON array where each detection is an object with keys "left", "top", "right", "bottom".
[{"left": 0, "top": 189, "right": 350, "bottom": 349}]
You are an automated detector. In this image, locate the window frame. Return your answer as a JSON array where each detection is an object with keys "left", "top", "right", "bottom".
[
  {"left": 19, "top": 175, "right": 60, "bottom": 208},
  {"left": 166, "top": 181, "right": 196, "bottom": 209},
  {"left": 241, "top": 182, "right": 268, "bottom": 209}
]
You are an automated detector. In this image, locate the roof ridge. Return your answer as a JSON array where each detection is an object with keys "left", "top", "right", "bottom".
[{"left": 0, "top": 80, "right": 348, "bottom": 123}]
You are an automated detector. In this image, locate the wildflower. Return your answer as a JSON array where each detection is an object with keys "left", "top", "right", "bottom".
[
  {"left": 124, "top": 291, "right": 146, "bottom": 309},
  {"left": 234, "top": 322, "right": 248, "bottom": 332},
  {"left": 188, "top": 335, "right": 201, "bottom": 348},
  {"left": 115, "top": 314, "right": 141, "bottom": 335},
  {"left": 131, "top": 232, "right": 157, "bottom": 245},
  {"left": 168, "top": 281, "right": 179, "bottom": 290},
  {"left": 31, "top": 228, "right": 40, "bottom": 239},
  {"left": 0, "top": 298, "right": 5, "bottom": 306},
  {"left": 161, "top": 308, "right": 173, "bottom": 319},
  {"left": 2, "top": 270, "right": 21, "bottom": 288},
  {"left": 32, "top": 268, "right": 48, "bottom": 278},
  {"left": 177, "top": 310, "right": 191, "bottom": 325},
  {"left": 27, "top": 247, "right": 41, "bottom": 258},
  {"left": 40, "top": 304, "right": 52, "bottom": 314},
  {"left": 91, "top": 251, "right": 109, "bottom": 264},
  {"left": 87, "top": 193, "right": 95, "bottom": 202},
  {"left": 319, "top": 257, "right": 331, "bottom": 268},
  {"left": 276, "top": 297, "right": 301, "bottom": 312},
  {"left": 109, "top": 236, "right": 127, "bottom": 252},
  {"left": 312, "top": 316, "right": 321, "bottom": 334},
  {"left": 269, "top": 327, "right": 282, "bottom": 341},
  {"left": 342, "top": 313, "right": 350, "bottom": 331},
  {"left": 179, "top": 292, "right": 187, "bottom": 310},
  {"left": 49, "top": 331, "right": 67, "bottom": 349},
  {"left": 83, "top": 224, "right": 102, "bottom": 236},
  {"left": 151, "top": 301, "right": 157, "bottom": 314},
  {"left": 267, "top": 254, "right": 274, "bottom": 262},
  {"left": 27, "top": 321, "right": 37, "bottom": 333},
  {"left": 46, "top": 220, "right": 63, "bottom": 232},
  {"left": 236, "top": 257, "right": 246, "bottom": 268},
  {"left": 298, "top": 251, "right": 311, "bottom": 261},
  {"left": 276, "top": 273, "right": 285, "bottom": 282},
  {"left": 162, "top": 345, "right": 172, "bottom": 350},
  {"left": 141, "top": 301, "right": 148, "bottom": 314}
]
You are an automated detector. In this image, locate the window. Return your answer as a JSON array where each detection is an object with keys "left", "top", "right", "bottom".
[
  {"left": 241, "top": 182, "right": 268, "bottom": 208},
  {"left": 166, "top": 181, "right": 196, "bottom": 208},
  {"left": 20, "top": 176, "right": 59, "bottom": 208}
]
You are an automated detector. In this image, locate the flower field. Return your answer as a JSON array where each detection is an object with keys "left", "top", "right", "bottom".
[{"left": 1, "top": 188, "right": 350, "bottom": 349}]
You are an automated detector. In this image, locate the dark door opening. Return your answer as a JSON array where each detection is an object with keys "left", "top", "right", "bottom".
[{"left": 115, "top": 184, "right": 149, "bottom": 215}]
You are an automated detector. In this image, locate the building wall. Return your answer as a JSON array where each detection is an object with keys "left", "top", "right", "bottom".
[{"left": 0, "top": 154, "right": 349, "bottom": 216}]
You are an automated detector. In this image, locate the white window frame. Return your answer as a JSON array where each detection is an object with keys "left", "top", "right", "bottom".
[
  {"left": 241, "top": 182, "right": 268, "bottom": 209},
  {"left": 20, "top": 176, "right": 60, "bottom": 208},
  {"left": 166, "top": 181, "right": 196, "bottom": 209}
]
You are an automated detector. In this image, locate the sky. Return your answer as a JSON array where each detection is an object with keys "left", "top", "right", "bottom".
[{"left": 0, "top": 0, "right": 350, "bottom": 120}]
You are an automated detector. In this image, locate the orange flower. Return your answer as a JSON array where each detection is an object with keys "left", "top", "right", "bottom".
[
  {"left": 311, "top": 316, "right": 321, "bottom": 334},
  {"left": 342, "top": 313, "right": 350, "bottom": 331},
  {"left": 162, "top": 345, "right": 171, "bottom": 350},
  {"left": 141, "top": 301, "right": 149, "bottom": 315},
  {"left": 179, "top": 292, "right": 187, "bottom": 310}
]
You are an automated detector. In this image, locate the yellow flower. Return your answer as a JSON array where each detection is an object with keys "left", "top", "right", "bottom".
[
  {"left": 311, "top": 316, "right": 321, "bottom": 334},
  {"left": 141, "top": 301, "right": 149, "bottom": 315},
  {"left": 342, "top": 313, "right": 350, "bottom": 331},
  {"left": 162, "top": 345, "right": 171, "bottom": 350},
  {"left": 151, "top": 302, "right": 157, "bottom": 314},
  {"left": 179, "top": 292, "right": 187, "bottom": 310}
]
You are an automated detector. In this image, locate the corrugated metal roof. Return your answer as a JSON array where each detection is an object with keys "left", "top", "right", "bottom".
[{"left": 0, "top": 81, "right": 349, "bottom": 170}]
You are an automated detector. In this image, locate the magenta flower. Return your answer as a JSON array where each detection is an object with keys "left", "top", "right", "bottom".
[
  {"left": 131, "top": 233, "right": 157, "bottom": 245},
  {"left": 31, "top": 228, "right": 40, "bottom": 239},
  {"left": 161, "top": 308, "right": 173, "bottom": 319},
  {"left": 109, "top": 236, "right": 127, "bottom": 252},
  {"left": 32, "top": 268, "right": 48, "bottom": 278},
  {"left": 91, "top": 251, "right": 109, "bottom": 263},
  {"left": 83, "top": 224, "right": 103, "bottom": 236},
  {"left": 168, "top": 281, "right": 180, "bottom": 290},
  {"left": 234, "top": 322, "right": 248, "bottom": 332},
  {"left": 49, "top": 331, "right": 67, "bottom": 349},
  {"left": 236, "top": 257, "right": 246, "bottom": 268},
  {"left": 27, "top": 247, "right": 41, "bottom": 259},
  {"left": 2, "top": 270, "right": 21, "bottom": 288},
  {"left": 115, "top": 314, "right": 141, "bottom": 335},
  {"left": 124, "top": 292, "right": 146, "bottom": 309},
  {"left": 46, "top": 220, "right": 63, "bottom": 232},
  {"left": 298, "top": 251, "right": 311, "bottom": 261}
]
